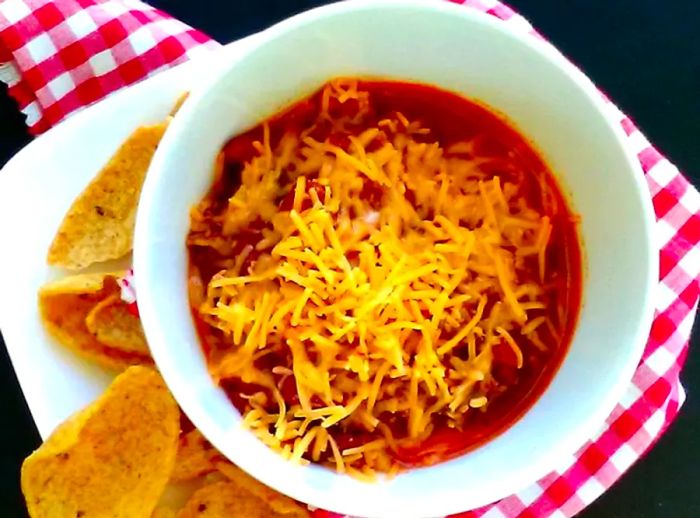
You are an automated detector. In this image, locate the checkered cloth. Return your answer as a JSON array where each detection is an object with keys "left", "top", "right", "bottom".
[
  {"left": 0, "top": 0, "right": 216, "bottom": 134},
  {"left": 1, "top": 1, "right": 698, "bottom": 517}
]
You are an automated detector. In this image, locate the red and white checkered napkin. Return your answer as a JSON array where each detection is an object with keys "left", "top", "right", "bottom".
[
  {"left": 0, "top": 0, "right": 217, "bottom": 134},
  {"left": 2, "top": 0, "right": 698, "bottom": 516}
]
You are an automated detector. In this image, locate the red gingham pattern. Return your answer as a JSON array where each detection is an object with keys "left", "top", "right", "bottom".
[
  {"left": 1, "top": 1, "right": 698, "bottom": 517},
  {"left": 0, "top": 0, "right": 218, "bottom": 134}
]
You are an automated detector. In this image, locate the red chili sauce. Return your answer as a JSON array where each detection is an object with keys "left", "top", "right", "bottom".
[{"left": 187, "top": 80, "right": 582, "bottom": 468}]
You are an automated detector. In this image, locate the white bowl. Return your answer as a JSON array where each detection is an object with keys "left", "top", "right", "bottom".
[{"left": 134, "top": 1, "right": 657, "bottom": 516}]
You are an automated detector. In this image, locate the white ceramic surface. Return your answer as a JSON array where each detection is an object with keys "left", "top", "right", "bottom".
[
  {"left": 135, "top": 1, "right": 657, "bottom": 517},
  {"left": 0, "top": 38, "right": 258, "bottom": 439}
]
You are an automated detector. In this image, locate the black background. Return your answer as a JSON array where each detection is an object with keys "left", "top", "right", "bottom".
[{"left": 1, "top": 1, "right": 698, "bottom": 516}]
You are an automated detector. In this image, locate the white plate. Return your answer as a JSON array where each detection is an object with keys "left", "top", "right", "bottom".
[{"left": 0, "top": 37, "right": 257, "bottom": 439}]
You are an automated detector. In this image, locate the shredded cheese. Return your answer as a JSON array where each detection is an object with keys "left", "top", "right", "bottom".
[{"left": 190, "top": 79, "right": 563, "bottom": 476}]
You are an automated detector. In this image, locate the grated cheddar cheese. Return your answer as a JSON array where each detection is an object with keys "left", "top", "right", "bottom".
[{"left": 187, "top": 78, "right": 580, "bottom": 476}]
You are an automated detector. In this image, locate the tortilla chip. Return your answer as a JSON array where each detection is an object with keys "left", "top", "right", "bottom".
[
  {"left": 170, "top": 92, "right": 190, "bottom": 117},
  {"left": 172, "top": 429, "right": 221, "bottom": 482},
  {"left": 38, "top": 273, "right": 108, "bottom": 295},
  {"left": 85, "top": 294, "right": 147, "bottom": 354},
  {"left": 154, "top": 476, "right": 217, "bottom": 518},
  {"left": 39, "top": 272, "right": 151, "bottom": 369},
  {"left": 177, "top": 478, "right": 309, "bottom": 518},
  {"left": 47, "top": 123, "right": 167, "bottom": 270},
  {"left": 21, "top": 366, "right": 179, "bottom": 518},
  {"left": 176, "top": 480, "right": 257, "bottom": 518},
  {"left": 215, "top": 461, "right": 310, "bottom": 517}
]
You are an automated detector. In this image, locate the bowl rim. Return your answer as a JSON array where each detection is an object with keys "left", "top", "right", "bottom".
[{"left": 134, "top": 0, "right": 658, "bottom": 516}]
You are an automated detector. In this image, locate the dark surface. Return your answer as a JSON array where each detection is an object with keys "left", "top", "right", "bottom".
[{"left": 0, "top": 1, "right": 698, "bottom": 516}]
